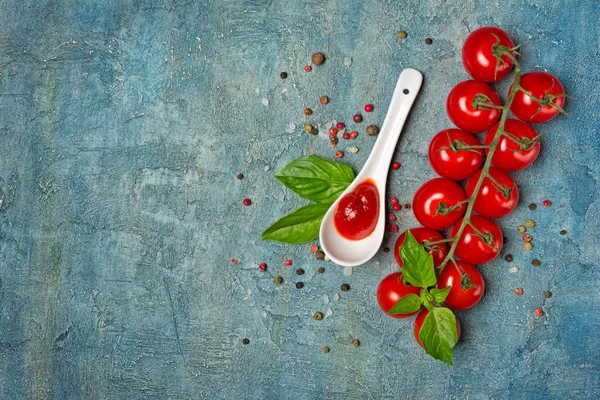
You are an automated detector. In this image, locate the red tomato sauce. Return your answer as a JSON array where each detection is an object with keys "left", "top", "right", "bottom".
[{"left": 334, "top": 180, "right": 380, "bottom": 240}]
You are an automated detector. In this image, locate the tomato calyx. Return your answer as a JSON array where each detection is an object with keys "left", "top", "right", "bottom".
[
  {"left": 472, "top": 93, "right": 503, "bottom": 111},
  {"left": 484, "top": 171, "right": 513, "bottom": 199},
  {"left": 521, "top": 85, "right": 570, "bottom": 118},
  {"left": 467, "top": 221, "right": 497, "bottom": 249},
  {"left": 437, "top": 132, "right": 488, "bottom": 154},
  {"left": 490, "top": 33, "right": 522, "bottom": 80},
  {"left": 435, "top": 200, "right": 467, "bottom": 216}
]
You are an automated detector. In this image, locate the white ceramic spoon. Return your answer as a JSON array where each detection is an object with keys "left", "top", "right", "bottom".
[{"left": 319, "top": 68, "right": 423, "bottom": 267}]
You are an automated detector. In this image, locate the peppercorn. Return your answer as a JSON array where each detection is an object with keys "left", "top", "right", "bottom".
[
  {"left": 335, "top": 150, "right": 344, "bottom": 158},
  {"left": 304, "top": 124, "right": 317, "bottom": 135},
  {"left": 313, "top": 312, "right": 323, "bottom": 320},
  {"left": 404, "top": 202, "right": 411, "bottom": 209},
  {"left": 542, "top": 200, "right": 552, "bottom": 207},
  {"left": 304, "top": 107, "right": 312, "bottom": 115},
  {"left": 258, "top": 262, "right": 267, "bottom": 272},
  {"left": 243, "top": 198, "right": 252, "bottom": 206},
  {"left": 523, "top": 242, "right": 533, "bottom": 251},
  {"left": 518, "top": 225, "right": 526, "bottom": 233},
  {"left": 340, "top": 283, "right": 350, "bottom": 292},
  {"left": 312, "top": 52, "right": 325, "bottom": 65},
  {"left": 560, "top": 230, "right": 567, "bottom": 235},
  {"left": 544, "top": 291, "right": 552, "bottom": 298},
  {"left": 329, "top": 127, "right": 338, "bottom": 137},
  {"left": 398, "top": 31, "right": 408, "bottom": 39},
  {"left": 315, "top": 250, "right": 325, "bottom": 261},
  {"left": 364, "top": 104, "right": 374, "bottom": 112},
  {"left": 391, "top": 162, "right": 401, "bottom": 170},
  {"left": 310, "top": 244, "right": 319, "bottom": 253},
  {"left": 343, "top": 133, "right": 350, "bottom": 140},
  {"left": 388, "top": 213, "right": 397, "bottom": 222},
  {"left": 304, "top": 65, "right": 312, "bottom": 72},
  {"left": 532, "top": 259, "right": 541, "bottom": 267},
  {"left": 505, "top": 254, "right": 513, "bottom": 262},
  {"left": 425, "top": 38, "right": 433, "bottom": 45},
  {"left": 236, "top": 173, "right": 244, "bottom": 180},
  {"left": 280, "top": 72, "right": 288, "bottom": 79},
  {"left": 392, "top": 203, "right": 401, "bottom": 211},
  {"left": 349, "top": 131, "right": 358, "bottom": 139},
  {"left": 528, "top": 203, "right": 537, "bottom": 210},
  {"left": 296, "top": 282, "right": 304, "bottom": 289},
  {"left": 242, "top": 338, "right": 250, "bottom": 345},
  {"left": 285, "top": 259, "right": 293, "bottom": 266},
  {"left": 330, "top": 137, "right": 338, "bottom": 148},
  {"left": 353, "top": 114, "right": 363, "bottom": 123},
  {"left": 391, "top": 224, "right": 399, "bottom": 233},
  {"left": 526, "top": 219, "right": 535, "bottom": 228},
  {"left": 273, "top": 276, "right": 283, "bottom": 284},
  {"left": 318, "top": 267, "right": 325, "bottom": 273},
  {"left": 366, "top": 125, "right": 379, "bottom": 136},
  {"left": 352, "top": 339, "right": 360, "bottom": 347},
  {"left": 514, "top": 288, "right": 523, "bottom": 296},
  {"left": 336, "top": 122, "right": 345, "bottom": 130},
  {"left": 390, "top": 197, "right": 399, "bottom": 204},
  {"left": 322, "top": 346, "right": 330, "bottom": 353},
  {"left": 383, "top": 247, "right": 390, "bottom": 253},
  {"left": 320, "top": 95, "right": 329, "bottom": 105},
  {"left": 296, "top": 268, "right": 305, "bottom": 275},
  {"left": 535, "top": 308, "right": 544, "bottom": 317},
  {"left": 523, "top": 233, "right": 533, "bottom": 242}
]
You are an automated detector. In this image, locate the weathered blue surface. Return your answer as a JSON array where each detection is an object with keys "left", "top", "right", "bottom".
[{"left": 0, "top": 1, "right": 599, "bottom": 399}]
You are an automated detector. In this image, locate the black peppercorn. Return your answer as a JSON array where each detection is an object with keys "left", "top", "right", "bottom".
[
  {"left": 315, "top": 250, "right": 325, "bottom": 261},
  {"left": 280, "top": 72, "right": 288, "bottom": 79},
  {"left": 236, "top": 173, "right": 244, "bottom": 180},
  {"left": 340, "top": 283, "right": 350, "bottom": 292},
  {"left": 318, "top": 267, "right": 325, "bottom": 273},
  {"left": 383, "top": 247, "right": 390, "bottom": 253},
  {"left": 425, "top": 38, "right": 433, "bottom": 45},
  {"left": 532, "top": 259, "right": 541, "bottom": 267},
  {"left": 352, "top": 339, "right": 360, "bottom": 347},
  {"left": 505, "top": 254, "right": 513, "bottom": 262},
  {"left": 296, "top": 268, "right": 305, "bottom": 275},
  {"left": 528, "top": 203, "right": 537, "bottom": 210},
  {"left": 242, "top": 338, "right": 250, "bottom": 345},
  {"left": 560, "top": 230, "right": 567, "bottom": 235},
  {"left": 296, "top": 282, "right": 304, "bottom": 289},
  {"left": 544, "top": 291, "right": 552, "bottom": 298}
]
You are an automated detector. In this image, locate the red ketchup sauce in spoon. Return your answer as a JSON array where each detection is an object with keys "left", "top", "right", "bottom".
[{"left": 333, "top": 180, "right": 380, "bottom": 241}]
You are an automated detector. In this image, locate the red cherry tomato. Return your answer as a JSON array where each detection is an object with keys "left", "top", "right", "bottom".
[
  {"left": 438, "top": 261, "right": 485, "bottom": 310},
  {"left": 465, "top": 167, "right": 519, "bottom": 218},
  {"left": 510, "top": 72, "right": 566, "bottom": 123},
  {"left": 450, "top": 215, "right": 503, "bottom": 264},
  {"left": 462, "top": 26, "right": 516, "bottom": 82},
  {"left": 428, "top": 129, "right": 484, "bottom": 181},
  {"left": 483, "top": 119, "right": 540, "bottom": 171},
  {"left": 394, "top": 227, "right": 448, "bottom": 268},
  {"left": 412, "top": 178, "right": 467, "bottom": 230},
  {"left": 376, "top": 272, "right": 422, "bottom": 319},
  {"left": 447, "top": 80, "right": 502, "bottom": 133},
  {"left": 414, "top": 309, "right": 461, "bottom": 348}
]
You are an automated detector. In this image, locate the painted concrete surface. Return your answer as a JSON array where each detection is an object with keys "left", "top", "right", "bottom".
[{"left": 0, "top": 1, "right": 599, "bottom": 399}]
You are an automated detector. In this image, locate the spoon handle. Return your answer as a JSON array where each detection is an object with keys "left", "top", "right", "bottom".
[{"left": 367, "top": 68, "right": 423, "bottom": 180}]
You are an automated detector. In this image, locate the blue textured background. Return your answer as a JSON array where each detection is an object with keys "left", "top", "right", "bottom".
[{"left": 1, "top": 1, "right": 599, "bottom": 399}]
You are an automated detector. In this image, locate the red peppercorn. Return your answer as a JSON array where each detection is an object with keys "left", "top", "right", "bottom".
[
  {"left": 391, "top": 224, "right": 399, "bottom": 233},
  {"left": 514, "top": 288, "right": 523, "bottom": 296},
  {"left": 343, "top": 133, "right": 350, "bottom": 140},
  {"left": 243, "top": 198, "right": 251, "bottom": 206},
  {"left": 231, "top": 258, "right": 239, "bottom": 265},
  {"left": 535, "top": 307, "right": 544, "bottom": 317},
  {"left": 392, "top": 203, "right": 401, "bottom": 211},
  {"left": 304, "top": 65, "right": 312, "bottom": 72},
  {"left": 353, "top": 114, "right": 363, "bottom": 123},
  {"left": 336, "top": 122, "right": 345, "bottom": 130},
  {"left": 349, "top": 131, "right": 358, "bottom": 140},
  {"left": 258, "top": 263, "right": 267, "bottom": 272},
  {"left": 364, "top": 104, "right": 374, "bottom": 112},
  {"left": 542, "top": 199, "right": 552, "bottom": 207},
  {"left": 385, "top": 224, "right": 392, "bottom": 231},
  {"left": 329, "top": 127, "right": 338, "bottom": 137},
  {"left": 388, "top": 213, "right": 396, "bottom": 222},
  {"left": 335, "top": 150, "right": 344, "bottom": 158},
  {"left": 390, "top": 197, "right": 399, "bottom": 204},
  {"left": 285, "top": 259, "right": 293, "bottom": 266},
  {"left": 391, "top": 162, "right": 401, "bottom": 170}
]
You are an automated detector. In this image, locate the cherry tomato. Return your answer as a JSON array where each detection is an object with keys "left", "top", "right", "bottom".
[
  {"left": 412, "top": 178, "right": 467, "bottom": 230},
  {"left": 447, "top": 80, "right": 502, "bottom": 133},
  {"left": 428, "top": 129, "right": 484, "bottom": 181},
  {"left": 438, "top": 261, "right": 485, "bottom": 310},
  {"left": 376, "top": 272, "right": 422, "bottom": 319},
  {"left": 465, "top": 167, "right": 519, "bottom": 218},
  {"left": 450, "top": 215, "right": 503, "bottom": 265},
  {"left": 462, "top": 26, "right": 516, "bottom": 82},
  {"left": 483, "top": 119, "right": 540, "bottom": 171},
  {"left": 414, "top": 309, "right": 461, "bottom": 348},
  {"left": 394, "top": 227, "right": 448, "bottom": 268},
  {"left": 510, "top": 72, "right": 566, "bottom": 123}
]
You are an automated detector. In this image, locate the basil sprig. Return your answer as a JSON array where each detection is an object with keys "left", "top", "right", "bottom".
[
  {"left": 391, "top": 230, "right": 460, "bottom": 365},
  {"left": 261, "top": 155, "right": 355, "bottom": 244}
]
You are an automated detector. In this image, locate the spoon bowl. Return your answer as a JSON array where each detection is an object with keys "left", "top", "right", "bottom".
[{"left": 319, "top": 68, "right": 423, "bottom": 266}]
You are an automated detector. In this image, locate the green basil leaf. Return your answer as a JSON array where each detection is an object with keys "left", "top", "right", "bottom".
[
  {"left": 274, "top": 155, "right": 355, "bottom": 203},
  {"left": 400, "top": 230, "right": 437, "bottom": 289},
  {"left": 419, "top": 307, "right": 459, "bottom": 366},
  {"left": 261, "top": 203, "right": 331, "bottom": 244},
  {"left": 431, "top": 287, "right": 451, "bottom": 303},
  {"left": 388, "top": 294, "right": 423, "bottom": 315}
]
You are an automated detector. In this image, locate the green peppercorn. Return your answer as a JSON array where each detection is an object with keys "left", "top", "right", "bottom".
[
  {"left": 273, "top": 276, "right": 283, "bottom": 284},
  {"left": 526, "top": 219, "right": 535, "bottom": 228},
  {"left": 366, "top": 125, "right": 379, "bottom": 136},
  {"left": 528, "top": 203, "right": 537, "bottom": 210},
  {"left": 312, "top": 52, "right": 325, "bottom": 65},
  {"left": 352, "top": 339, "right": 360, "bottom": 347},
  {"left": 398, "top": 31, "right": 408, "bottom": 39},
  {"left": 340, "top": 283, "right": 350, "bottom": 292},
  {"left": 313, "top": 312, "right": 323, "bottom": 320},
  {"left": 322, "top": 346, "right": 330, "bottom": 353},
  {"left": 518, "top": 225, "right": 526, "bottom": 233},
  {"left": 544, "top": 291, "right": 552, "bottom": 298},
  {"left": 523, "top": 242, "right": 533, "bottom": 251}
]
